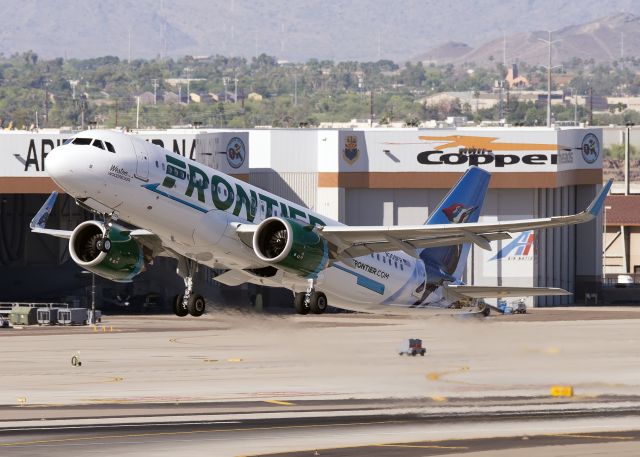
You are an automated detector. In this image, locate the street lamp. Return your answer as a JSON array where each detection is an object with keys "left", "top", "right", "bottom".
[
  {"left": 80, "top": 270, "right": 96, "bottom": 324},
  {"left": 603, "top": 205, "right": 612, "bottom": 282}
]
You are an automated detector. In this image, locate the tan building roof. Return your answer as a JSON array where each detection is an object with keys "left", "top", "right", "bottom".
[{"left": 605, "top": 195, "right": 640, "bottom": 226}]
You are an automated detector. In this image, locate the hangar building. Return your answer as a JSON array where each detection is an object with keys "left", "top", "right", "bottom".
[{"left": 0, "top": 127, "right": 604, "bottom": 308}]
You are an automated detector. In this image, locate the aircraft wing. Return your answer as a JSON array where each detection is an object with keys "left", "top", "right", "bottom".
[
  {"left": 30, "top": 192, "right": 163, "bottom": 251},
  {"left": 443, "top": 284, "right": 571, "bottom": 299},
  {"left": 316, "top": 179, "right": 612, "bottom": 259}
]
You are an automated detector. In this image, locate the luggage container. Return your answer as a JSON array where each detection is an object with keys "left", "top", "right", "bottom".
[
  {"left": 10, "top": 306, "right": 38, "bottom": 326},
  {"left": 37, "top": 308, "right": 59, "bottom": 325},
  {"left": 58, "top": 308, "right": 88, "bottom": 325}
]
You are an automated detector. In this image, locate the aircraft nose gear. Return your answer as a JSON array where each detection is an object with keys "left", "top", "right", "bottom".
[
  {"left": 95, "top": 212, "right": 118, "bottom": 253},
  {"left": 174, "top": 257, "right": 206, "bottom": 317}
]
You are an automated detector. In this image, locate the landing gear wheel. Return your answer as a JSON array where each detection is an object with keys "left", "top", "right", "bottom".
[
  {"left": 188, "top": 294, "right": 206, "bottom": 317},
  {"left": 294, "top": 293, "right": 310, "bottom": 315},
  {"left": 309, "top": 292, "right": 328, "bottom": 314},
  {"left": 95, "top": 237, "right": 111, "bottom": 253},
  {"left": 173, "top": 294, "right": 188, "bottom": 317}
]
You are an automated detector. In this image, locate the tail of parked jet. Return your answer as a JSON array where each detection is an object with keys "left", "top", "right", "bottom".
[{"left": 419, "top": 166, "right": 491, "bottom": 281}]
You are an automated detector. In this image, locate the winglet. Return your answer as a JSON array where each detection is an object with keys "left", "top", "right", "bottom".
[
  {"left": 586, "top": 179, "right": 613, "bottom": 216},
  {"left": 30, "top": 191, "right": 58, "bottom": 230}
]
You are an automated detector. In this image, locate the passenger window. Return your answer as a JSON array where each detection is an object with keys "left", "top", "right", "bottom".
[
  {"left": 92, "top": 139, "right": 105, "bottom": 149},
  {"left": 105, "top": 142, "right": 115, "bottom": 153},
  {"left": 73, "top": 138, "right": 92, "bottom": 145}
]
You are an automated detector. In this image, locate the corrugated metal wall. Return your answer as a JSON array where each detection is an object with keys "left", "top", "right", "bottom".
[
  {"left": 250, "top": 171, "right": 318, "bottom": 210},
  {"left": 535, "top": 186, "right": 576, "bottom": 306}
]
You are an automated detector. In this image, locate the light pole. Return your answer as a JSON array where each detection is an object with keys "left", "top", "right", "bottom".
[
  {"left": 604, "top": 204, "right": 612, "bottom": 282},
  {"left": 538, "top": 31, "right": 561, "bottom": 127},
  {"left": 625, "top": 123, "right": 634, "bottom": 195},
  {"left": 223, "top": 77, "right": 230, "bottom": 103}
]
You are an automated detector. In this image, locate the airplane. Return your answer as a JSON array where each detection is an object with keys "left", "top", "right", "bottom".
[{"left": 31, "top": 130, "right": 612, "bottom": 317}]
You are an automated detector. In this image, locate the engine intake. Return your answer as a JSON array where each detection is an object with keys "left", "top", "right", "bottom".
[
  {"left": 69, "top": 221, "right": 147, "bottom": 282},
  {"left": 253, "top": 217, "right": 328, "bottom": 278}
]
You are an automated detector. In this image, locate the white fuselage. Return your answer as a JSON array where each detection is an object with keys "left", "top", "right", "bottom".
[{"left": 46, "top": 131, "right": 450, "bottom": 314}]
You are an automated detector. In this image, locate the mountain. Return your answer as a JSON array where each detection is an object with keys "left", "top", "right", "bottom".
[
  {"left": 414, "top": 13, "right": 640, "bottom": 66},
  {"left": 1, "top": 1, "right": 640, "bottom": 62}
]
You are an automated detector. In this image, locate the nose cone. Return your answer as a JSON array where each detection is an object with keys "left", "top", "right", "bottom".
[
  {"left": 45, "top": 145, "right": 66, "bottom": 185},
  {"left": 45, "top": 144, "right": 89, "bottom": 196}
]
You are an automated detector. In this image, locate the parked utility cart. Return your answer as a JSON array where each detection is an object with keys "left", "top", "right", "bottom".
[
  {"left": 398, "top": 338, "right": 426, "bottom": 356},
  {"left": 58, "top": 308, "right": 88, "bottom": 325}
]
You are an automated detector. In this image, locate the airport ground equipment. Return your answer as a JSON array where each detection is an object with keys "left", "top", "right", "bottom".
[
  {"left": 398, "top": 338, "right": 426, "bottom": 356},
  {"left": 10, "top": 306, "right": 38, "bottom": 325},
  {"left": 37, "top": 308, "right": 60, "bottom": 325},
  {"left": 513, "top": 299, "right": 527, "bottom": 314},
  {"left": 59, "top": 308, "right": 89, "bottom": 325},
  {"left": 71, "top": 352, "right": 82, "bottom": 367}
]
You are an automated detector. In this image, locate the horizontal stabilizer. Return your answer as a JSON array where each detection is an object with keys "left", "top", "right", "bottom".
[{"left": 445, "top": 284, "right": 571, "bottom": 299}]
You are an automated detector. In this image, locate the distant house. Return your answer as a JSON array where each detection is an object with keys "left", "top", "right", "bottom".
[
  {"left": 189, "top": 92, "right": 213, "bottom": 103},
  {"left": 137, "top": 91, "right": 155, "bottom": 105},
  {"left": 505, "top": 64, "right": 529, "bottom": 89},
  {"left": 163, "top": 91, "right": 180, "bottom": 104}
]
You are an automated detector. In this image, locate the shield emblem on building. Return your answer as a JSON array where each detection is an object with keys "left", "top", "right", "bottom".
[{"left": 342, "top": 135, "right": 360, "bottom": 164}]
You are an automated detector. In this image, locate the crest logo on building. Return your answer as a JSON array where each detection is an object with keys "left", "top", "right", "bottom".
[
  {"left": 442, "top": 203, "right": 478, "bottom": 223},
  {"left": 226, "top": 137, "right": 246, "bottom": 169},
  {"left": 342, "top": 135, "right": 360, "bottom": 164},
  {"left": 581, "top": 133, "right": 599, "bottom": 164},
  {"left": 490, "top": 230, "right": 534, "bottom": 261}
]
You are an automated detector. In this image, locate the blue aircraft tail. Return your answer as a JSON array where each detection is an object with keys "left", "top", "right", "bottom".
[{"left": 419, "top": 166, "right": 490, "bottom": 281}]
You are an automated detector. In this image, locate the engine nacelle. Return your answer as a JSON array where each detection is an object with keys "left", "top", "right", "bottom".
[
  {"left": 252, "top": 217, "right": 328, "bottom": 278},
  {"left": 69, "top": 221, "right": 146, "bottom": 282}
]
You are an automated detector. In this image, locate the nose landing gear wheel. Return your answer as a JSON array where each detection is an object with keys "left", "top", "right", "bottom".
[
  {"left": 173, "top": 294, "right": 188, "bottom": 317},
  {"left": 188, "top": 294, "right": 206, "bottom": 317}
]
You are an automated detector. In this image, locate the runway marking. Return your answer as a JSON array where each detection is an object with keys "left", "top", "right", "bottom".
[
  {"left": 107, "top": 377, "right": 124, "bottom": 383},
  {"left": 263, "top": 400, "right": 295, "bottom": 406},
  {"left": 426, "top": 366, "right": 470, "bottom": 382},
  {"left": 375, "top": 443, "right": 468, "bottom": 450},
  {"left": 546, "top": 433, "right": 633, "bottom": 440},
  {"left": 0, "top": 419, "right": 406, "bottom": 447},
  {"left": 227, "top": 358, "right": 243, "bottom": 362}
]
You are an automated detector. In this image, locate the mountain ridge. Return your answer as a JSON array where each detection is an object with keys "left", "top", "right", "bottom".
[{"left": 1, "top": 1, "right": 639, "bottom": 62}]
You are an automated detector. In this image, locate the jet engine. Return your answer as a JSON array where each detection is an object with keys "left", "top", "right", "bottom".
[
  {"left": 252, "top": 217, "right": 329, "bottom": 278},
  {"left": 69, "top": 221, "right": 148, "bottom": 282}
]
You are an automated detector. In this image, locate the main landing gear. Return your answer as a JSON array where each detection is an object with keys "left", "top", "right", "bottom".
[
  {"left": 173, "top": 257, "right": 206, "bottom": 317},
  {"left": 294, "top": 279, "right": 328, "bottom": 315}
]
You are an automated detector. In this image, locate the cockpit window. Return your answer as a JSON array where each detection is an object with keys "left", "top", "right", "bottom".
[
  {"left": 72, "top": 138, "right": 92, "bottom": 145},
  {"left": 105, "top": 141, "right": 115, "bottom": 153},
  {"left": 63, "top": 138, "right": 73, "bottom": 145},
  {"left": 92, "top": 139, "right": 105, "bottom": 150}
]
